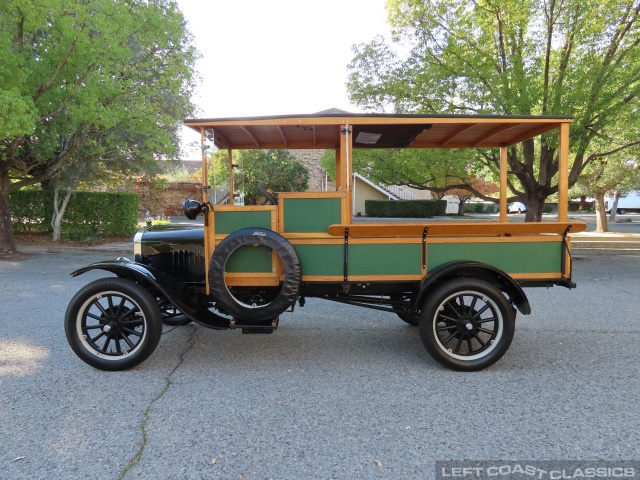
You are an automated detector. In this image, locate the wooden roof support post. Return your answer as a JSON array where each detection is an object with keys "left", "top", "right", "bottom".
[
  {"left": 334, "top": 148, "right": 341, "bottom": 191},
  {"left": 228, "top": 149, "right": 234, "bottom": 206},
  {"left": 200, "top": 127, "right": 209, "bottom": 202},
  {"left": 500, "top": 145, "right": 508, "bottom": 223},
  {"left": 557, "top": 123, "right": 569, "bottom": 222},
  {"left": 201, "top": 127, "right": 212, "bottom": 296},
  {"left": 339, "top": 124, "right": 352, "bottom": 223},
  {"left": 201, "top": 128, "right": 208, "bottom": 203}
]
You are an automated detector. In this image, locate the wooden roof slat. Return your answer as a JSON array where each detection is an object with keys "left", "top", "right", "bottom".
[
  {"left": 276, "top": 125, "right": 288, "bottom": 147},
  {"left": 211, "top": 128, "right": 231, "bottom": 149},
  {"left": 471, "top": 123, "right": 522, "bottom": 148},
  {"left": 505, "top": 123, "right": 561, "bottom": 146},
  {"left": 240, "top": 126, "right": 261, "bottom": 148},
  {"left": 439, "top": 123, "right": 478, "bottom": 147}
]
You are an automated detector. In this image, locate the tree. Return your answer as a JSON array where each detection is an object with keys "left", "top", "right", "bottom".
[
  {"left": 208, "top": 150, "right": 309, "bottom": 205},
  {"left": 608, "top": 169, "right": 640, "bottom": 219},
  {"left": 320, "top": 147, "right": 475, "bottom": 194},
  {"left": 0, "top": 0, "right": 198, "bottom": 255},
  {"left": 446, "top": 177, "right": 499, "bottom": 215},
  {"left": 578, "top": 155, "right": 640, "bottom": 232},
  {"left": 347, "top": 0, "right": 640, "bottom": 222}
]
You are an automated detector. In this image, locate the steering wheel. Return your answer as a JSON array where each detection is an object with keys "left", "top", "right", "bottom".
[{"left": 258, "top": 184, "right": 278, "bottom": 205}]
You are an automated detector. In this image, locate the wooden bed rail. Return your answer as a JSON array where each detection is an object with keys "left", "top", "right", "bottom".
[{"left": 327, "top": 222, "right": 587, "bottom": 238}]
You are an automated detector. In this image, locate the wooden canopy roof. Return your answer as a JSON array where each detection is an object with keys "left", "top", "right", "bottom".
[{"left": 184, "top": 113, "right": 573, "bottom": 150}]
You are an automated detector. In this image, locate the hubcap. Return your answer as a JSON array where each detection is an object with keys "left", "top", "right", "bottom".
[
  {"left": 77, "top": 291, "right": 147, "bottom": 360},
  {"left": 433, "top": 290, "right": 504, "bottom": 361}
]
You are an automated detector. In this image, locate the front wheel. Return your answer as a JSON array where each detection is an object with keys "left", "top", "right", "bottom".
[
  {"left": 418, "top": 278, "right": 515, "bottom": 371},
  {"left": 65, "top": 277, "right": 163, "bottom": 371}
]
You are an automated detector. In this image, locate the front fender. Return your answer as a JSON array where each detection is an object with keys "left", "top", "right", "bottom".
[
  {"left": 415, "top": 261, "right": 531, "bottom": 315},
  {"left": 71, "top": 258, "right": 201, "bottom": 319}
]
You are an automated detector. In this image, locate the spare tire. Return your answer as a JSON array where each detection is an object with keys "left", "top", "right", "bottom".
[{"left": 209, "top": 228, "right": 301, "bottom": 322}]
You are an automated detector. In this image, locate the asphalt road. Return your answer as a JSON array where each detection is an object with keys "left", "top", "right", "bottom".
[{"left": 1, "top": 251, "right": 639, "bottom": 479}]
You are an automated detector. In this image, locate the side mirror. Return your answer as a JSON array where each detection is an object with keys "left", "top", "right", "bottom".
[{"left": 182, "top": 198, "right": 205, "bottom": 220}]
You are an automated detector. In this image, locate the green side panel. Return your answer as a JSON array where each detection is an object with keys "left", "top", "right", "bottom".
[
  {"left": 349, "top": 244, "right": 422, "bottom": 276},
  {"left": 427, "top": 242, "right": 563, "bottom": 273},
  {"left": 215, "top": 211, "right": 272, "bottom": 234},
  {"left": 293, "top": 244, "right": 343, "bottom": 276},
  {"left": 283, "top": 198, "right": 342, "bottom": 233},
  {"left": 225, "top": 245, "right": 272, "bottom": 273}
]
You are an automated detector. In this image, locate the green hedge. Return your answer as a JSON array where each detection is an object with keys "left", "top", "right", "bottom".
[
  {"left": 463, "top": 203, "right": 484, "bottom": 213},
  {"left": 9, "top": 190, "right": 52, "bottom": 233},
  {"left": 463, "top": 203, "right": 498, "bottom": 214},
  {"left": 10, "top": 190, "right": 139, "bottom": 238},
  {"left": 365, "top": 199, "right": 447, "bottom": 218}
]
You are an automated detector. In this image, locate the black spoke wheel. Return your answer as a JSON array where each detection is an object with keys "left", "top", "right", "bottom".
[
  {"left": 419, "top": 278, "right": 515, "bottom": 371},
  {"left": 157, "top": 296, "right": 191, "bottom": 326},
  {"left": 65, "top": 278, "right": 163, "bottom": 371}
]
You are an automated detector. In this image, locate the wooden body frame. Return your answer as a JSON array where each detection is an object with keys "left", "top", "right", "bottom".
[{"left": 187, "top": 113, "right": 585, "bottom": 292}]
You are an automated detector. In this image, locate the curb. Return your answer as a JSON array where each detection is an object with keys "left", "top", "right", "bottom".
[
  {"left": 18, "top": 245, "right": 132, "bottom": 256},
  {"left": 572, "top": 247, "right": 640, "bottom": 256}
]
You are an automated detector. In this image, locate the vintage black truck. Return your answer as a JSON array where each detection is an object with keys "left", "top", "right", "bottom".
[{"left": 64, "top": 113, "right": 586, "bottom": 371}]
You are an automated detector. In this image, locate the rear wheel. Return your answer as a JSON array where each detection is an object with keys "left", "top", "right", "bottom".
[
  {"left": 65, "top": 278, "right": 163, "bottom": 371},
  {"left": 419, "top": 278, "right": 515, "bottom": 371}
]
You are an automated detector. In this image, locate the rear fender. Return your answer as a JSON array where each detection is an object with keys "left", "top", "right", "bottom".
[{"left": 415, "top": 261, "right": 531, "bottom": 315}]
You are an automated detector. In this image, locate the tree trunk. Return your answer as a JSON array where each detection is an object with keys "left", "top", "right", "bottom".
[
  {"left": 578, "top": 195, "right": 588, "bottom": 211},
  {"left": 51, "top": 183, "right": 73, "bottom": 242},
  {"left": 594, "top": 192, "right": 608, "bottom": 233},
  {"left": 457, "top": 200, "right": 465, "bottom": 216},
  {"left": 524, "top": 191, "right": 546, "bottom": 222},
  {"left": 0, "top": 164, "right": 18, "bottom": 255},
  {"left": 608, "top": 191, "right": 620, "bottom": 223}
]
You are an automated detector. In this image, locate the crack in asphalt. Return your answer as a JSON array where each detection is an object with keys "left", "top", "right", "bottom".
[{"left": 118, "top": 325, "right": 197, "bottom": 480}]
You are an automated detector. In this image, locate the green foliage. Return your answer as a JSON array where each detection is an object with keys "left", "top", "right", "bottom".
[
  {"left": 319, "top": 150, "right": 337, "bottom": 181},
  {"left": 463, "top": 203, "right": 498, "bottom": 213},
  {"left": 365, "top": 200, "right": 446, "bottom": 217},
  {"left": 463, "top": 203, "right": 485, "bottom": 214},
  {"left": 10, "top": 190, "right": 138, "bottom": 238},
  {"left": 0, "top": 0, "right": 198, "bottom": 251},
  {"left": 8, "top": 190, "right": 52, "bottom": 233},
  {"left": 347, "top": 0, "right": 640, "bottom": 220},
  {"left": 208, "top": 150, "right": 309, "bottom": 205},
  {"left": 320, "top": 147, "right": 475, "bottom": 193}
]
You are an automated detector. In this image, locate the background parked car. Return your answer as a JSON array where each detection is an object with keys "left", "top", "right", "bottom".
[{"left": 508, "top": 202, "right": 527, "bottom": 214}]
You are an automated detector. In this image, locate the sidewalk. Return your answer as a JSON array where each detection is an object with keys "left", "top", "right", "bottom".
[
  {"left": 18, "top": 242, "right": 133, "bottom": 256},
  {"left": 568, "top": 231, "right": 640, "bottom": 255}
]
